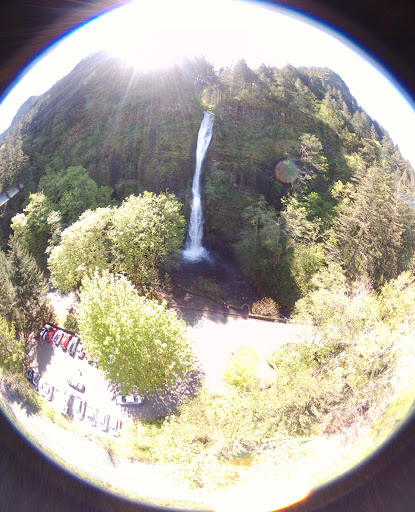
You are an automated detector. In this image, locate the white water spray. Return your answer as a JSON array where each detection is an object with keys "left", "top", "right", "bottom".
[{"left": 182, "top": 112, "right": 214, "bottom": 262}]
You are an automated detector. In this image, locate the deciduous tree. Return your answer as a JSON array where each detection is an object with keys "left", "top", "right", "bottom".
[
  {"left": 110, "top": 192, "right": 186, "bottom": 288},
  {"left": 77, "top": 270, "right": 194, "bottom": 394},
  {"left": 48, "top": 207, "right": 113, "bottom": 293},
  {"left": 11, "top": 192, "right": 61, "bottom": 269}
]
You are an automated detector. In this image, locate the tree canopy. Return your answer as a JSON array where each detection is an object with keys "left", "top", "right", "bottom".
[
  {"left": 48, "top": 191, "right": 186, "bottom": 293},
  {"left": 2, "top": 54, "right": 415, "bottom": 313},
  {"left": 0, "top": 238, "right": 51, "bottom": 337},
  {"left": 48, "top": 207, "right": 113, "bottom": 293},
  {"left": 39, "top": 165, "right": 114, "bottom": 226},
  {"left": 11, "top": 192, "right": 61, "bottom": 269},
  {"left": 77, "top": 270, "right": 194, "bottom": 394},
  {"left": 110, "top": 191, "right": 186, "bottom": 287}
]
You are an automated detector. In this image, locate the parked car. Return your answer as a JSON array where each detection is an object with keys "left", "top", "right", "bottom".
[
  {"left": 68, "top": 336, "right": 79, "bottom": 356},
  {"left": 59, "top": 389, "right": 73, "bottom": 415},
  {"left": 96, "top": 411, "right": 109, "bottom": 432},
  {"left": 32, "top": 372, "right": 41, "bottom": 390},
  {"left": 44, "top": 326, "right": 56, "bottom": 343},
  {"left": 75, "top": 341, "right": 85, "bottom": 359},
  {"left": 72, "top": 396, "right": 86, "bottom": 420},
  {"left": 67, "top": 376, "right": 85, "bottom": 393},
  {"left": 60, "top": 332, "right": 72, "bottom": 351},
  {"left": 38, "top": 379, "right": 54, "bottom": 401},
  {"left": 108, "top": 417, "right": 121, "bottom": 437},
  {"left": 27, "top": 368, "right": 41, "bottom": 390},
  {"left": 52, "top": 329, "right": 64, "bottom": 346},
  {"left": 39, "top": 324, "right": 49, "bottom": 340},
  {"left": 86, "top": 406, "right": 97, "bottom": 426},
  {"left": 116, "top": 395, "right": 143, "bottom": 405}
]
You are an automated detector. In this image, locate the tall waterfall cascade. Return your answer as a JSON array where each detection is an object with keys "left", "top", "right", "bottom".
[{"left": 182, "top": 112, "right": 214, "bottom": 262}]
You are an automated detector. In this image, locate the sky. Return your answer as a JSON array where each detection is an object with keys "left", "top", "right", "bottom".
[{"left": 1, "top": 0, "right": 415, "bottom": 167}]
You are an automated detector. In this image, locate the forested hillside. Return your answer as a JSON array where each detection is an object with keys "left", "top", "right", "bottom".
[{"left": 1, "top": 51, "right": 414, "bottom": 312}]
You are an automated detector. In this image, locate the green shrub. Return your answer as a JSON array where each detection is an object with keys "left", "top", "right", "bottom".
[
  {"left": 63, "top": 309, "right": 78, "bottom": 333},
  {"left": 251, "top": 297, "right": 280, "bottom": 317},
  {"left": 222, "top": 346, "right": 260, "bottom": 390}
]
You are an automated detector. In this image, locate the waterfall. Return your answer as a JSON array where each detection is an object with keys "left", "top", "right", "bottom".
[{"left": 182, "top": 112, "right": 214, "bottom": 262}]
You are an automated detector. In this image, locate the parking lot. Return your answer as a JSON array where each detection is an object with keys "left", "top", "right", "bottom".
[
  {"left": 31, "top": 334, "right": 204, "bottom": 434},
  {"left": 28, "top": 289, "right": 303, "bottom": 437},
  {"left": 33, "top": 340, "right": 122, "bottom": 431}
]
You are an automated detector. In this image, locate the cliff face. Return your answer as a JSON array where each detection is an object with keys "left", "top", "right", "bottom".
[
  {"left": 1, "top": 53, "right": 415, "bottom": 310},
  {"left": 3, "top": 52, "right": 405, "bottom": 201}
]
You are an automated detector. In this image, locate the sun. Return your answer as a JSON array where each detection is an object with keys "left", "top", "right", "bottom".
[
  {"left": 87, "top": 0, "right": 272, "bottom": 73},
  {"left": 92, "top": 0, "right": 209, "bottom": 72}
]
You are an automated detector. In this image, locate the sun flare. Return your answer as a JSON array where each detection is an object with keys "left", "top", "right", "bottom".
[{"left": 90, "top": 0, "right": 278, "bottom": 72}]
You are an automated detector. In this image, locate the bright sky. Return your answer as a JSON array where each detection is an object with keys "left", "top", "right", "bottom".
[{"left": 1, "top": 0, "right": 415, "bottom": 168}]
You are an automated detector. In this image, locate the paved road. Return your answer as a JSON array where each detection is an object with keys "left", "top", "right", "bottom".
[{"left": 189, "top": 312, "right": 302, "bottom": 391}]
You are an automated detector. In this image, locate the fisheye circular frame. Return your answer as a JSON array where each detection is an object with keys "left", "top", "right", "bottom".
[{"left": 1, "top": 1, "right": 415, "bottom": 511}]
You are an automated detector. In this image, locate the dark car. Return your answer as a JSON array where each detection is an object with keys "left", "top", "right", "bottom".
[
  {"left": 67, "top": 376, "right": 85, "bottom": 393},
  {"left": 27, "top": 368, "right": 40, "bottom": 390},
  {"left": 68, "top": 336, "right": 79, "bottom": 356},
  {"left": 52, "top": 329, "right": 64, "bottom": 346},
  {"left": 32, "top": 372, "right": 40, "bottom": 390}
]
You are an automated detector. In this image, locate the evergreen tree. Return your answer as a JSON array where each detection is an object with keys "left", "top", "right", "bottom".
[
  {"left": 0, "top": 249, "right": 15, "bottom": 323},
  {"left": 7, "top": 237, "right": 50, "bottom": 336},
  {"left": 328, "top": 165, "right": 404, "bottom": 286}
]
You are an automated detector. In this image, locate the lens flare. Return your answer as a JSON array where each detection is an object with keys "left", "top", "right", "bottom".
[{"left": 274, "top": 159, "right": 300, "bottom": 184}]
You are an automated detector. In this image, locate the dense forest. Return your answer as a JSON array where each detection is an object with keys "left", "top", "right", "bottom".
[{"left": 1, "top": 51, "right": 414, "bottom": 313}]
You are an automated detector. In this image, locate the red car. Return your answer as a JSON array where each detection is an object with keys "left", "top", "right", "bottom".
[
  {"left": 44, "top": 326, "right": 56, "bottom": 343},
  {"left": 60, "top": 332, "right": 72, "bottom": 351}
]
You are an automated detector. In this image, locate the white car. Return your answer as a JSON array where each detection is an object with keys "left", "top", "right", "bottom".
[
  {"left": 67, "top": 376, "right": 85, "bottom": 393},
  {"left": 96, "top": 411, "right": 109, "bottom": 432},
  {"left": 58, "top": 389, "right": 73, "bottom": 415},
  {"left": 75, "top": 341, "right": 85, "bottom": 359},
  {"left": 38, "top": 379, "right": 54, "bottom": 401},
  {"left": 72, "top": 396, "right": 86, "bottom": 419},
  {"left": 86, "top": 406, "right": 97, "bottom": 426},
  {"left": 116, "top": 395, "right": 143, "bottom": 405},
  {"left": 108, "top": 417, "right": 121, "bottom": 437},
  {"left": 52, "top": 329, "right": 64, "bottom": 346}
]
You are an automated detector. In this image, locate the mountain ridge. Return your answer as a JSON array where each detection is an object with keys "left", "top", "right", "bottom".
[{"left": 1, "top": 52, "right": 414, "bottom": 311}]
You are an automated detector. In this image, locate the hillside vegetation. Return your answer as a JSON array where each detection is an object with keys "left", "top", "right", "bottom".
[
  {"left": 2, "top": 52, "right": 415, "bottom": 491},
  {"left": 1, "top": 52, "right": 414, "bottom": 312}
]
